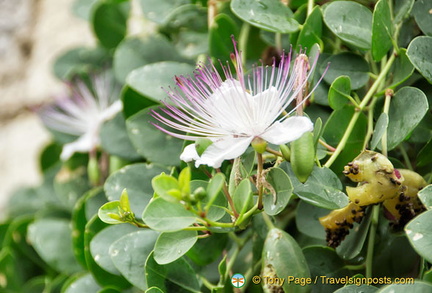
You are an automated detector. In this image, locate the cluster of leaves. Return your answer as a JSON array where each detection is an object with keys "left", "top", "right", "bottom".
[{"left": 2, "top": 0, "right": 432, "bottom": 292}]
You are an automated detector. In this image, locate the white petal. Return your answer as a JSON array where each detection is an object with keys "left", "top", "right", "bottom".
[
  {"left": 180, "top": 144, "right": 200, "bottom": 162},
  {"left": 196, "top": 136, "right": 253, "bottom": 168},
  {"left": 99, "top": 100, "right": 122, "bottom": 122},
  {"left": 60, "top": 132, "right": 97, "bottom": 161},
  {"left": 261, "top": 116, "right": 313, "bottom": 145}
]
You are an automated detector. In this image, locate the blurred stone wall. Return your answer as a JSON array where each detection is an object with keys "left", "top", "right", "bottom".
[{"left": 0, "top": 0, "right": 94, "bottom": 214}]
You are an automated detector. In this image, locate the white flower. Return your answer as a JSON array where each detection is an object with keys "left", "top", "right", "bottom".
[
  {"left": 39, "top": 74, "right": 122, "bottom": 161},
  {"left": 153, "top": 39, "right": 323, "bottom": 168}
]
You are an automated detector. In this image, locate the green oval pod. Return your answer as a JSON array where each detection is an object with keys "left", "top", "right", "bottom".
[
  {"left": 279, "top": 144, "right": 291, "bottom": 161},
  {"left": 290, "top": 131, "right": 315, "bottom": 183}
]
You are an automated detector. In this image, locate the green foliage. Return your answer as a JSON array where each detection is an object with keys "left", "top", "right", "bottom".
[{"left": 6, "top": 0, "right": 432, "bottom": 292}]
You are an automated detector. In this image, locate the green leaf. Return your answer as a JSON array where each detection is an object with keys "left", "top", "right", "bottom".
[
  {"left": 53, "top": 166, "right": 90, "bottom": 210},
  {"left": 209, "top": 14, "right": 240, "bottom": 62},
  {"left": 27, "top": 218, "right": 81, "bottom": 274},
  {"left": 263, "top": 167, "right": 293, "bottom": 216},
  {"left": 323, "top": 105, "right": 368, "bottom": 173},
  {"left": 146, "top": 252, "right": 201, "bottom": 293},
  {"left": 387, "top": 49, "right": 414, "bottom": 89},
  {"left": 152, "top": 174, "right": 181, "bottom": 202},
  {"left": 110, "top": 230, "right": 159, "bottom": 290},
  {"left": 142, "top": 198, "right": 197, "bottom": 232},
  {"left": 323, "top": 1, "right": 372, "bottom": 50},
  {"left": 386, "top": 87, "right": 429, "bottom": 150},
  {"left": 282, "top": 164, "right": 349, "bottom": 210},
  {"left": 334, "top": 284, "right": 378, "bottom": 293},
  {"left": 418, "top": 185, "right": 432, "bottom": 210},
  {"left": 295, "top": 201, "right": 327, "bottom": 240},
  {"left": 262, "top": 228, "right": 310, "bottom": 293},
  {"left": 186, "top": 233, "right": 228, "bottom": 266},
  {"left": 394, "top": 0, "right": 415, "bottom": 24},
  {"left": 303, "top": 246, "right": 351, "bottom": 292},
  {"left": 154, "top": 230, "right": 198, "bottom": 265},
  {"left": 104, "top": 163, "right": 168, "bottom": 217},
  {"left": 98, "top": 201, "right": 124, "bottom": 224},
  {"left": 230, "top": 0, "right": 299, "bottom": 33},
  {"left": 72, "top": 0, "right": 99, "bottom": 20},
  {"left": 100, "top": 112, "right": 142, "bottom": 161},
  {"left": 205, "top": 173, "right": 226, "bottom": 210},
  {"left": 146, "top": 287, "right": 165, "bottom": 293},
  {"left": 328, "top": 75, "right": 352, "bottom": 110},
  {"left": 84, "top": 215, "right": 130, "bottom": 288},
  {"left": 138, "top": 0, "right": 188, "bottom": 25},
  {"left": 63, "top": 274, "right": 102, "bottom": 293},
  {"left": 370, "top": 113, "right": 388, "bottom": 151},
  {"left": 126, "top": 61, "right": 195, "bottom": 104},
  {"left": 336, "top": 208, "right": 372, "bottom": 260},
  {"left": 378, "top": 281, "right": 432, "bottom": 292},
  {"left": 113, "top": 36, "right": 185, "bottom": 83},
  {"left": 91, "top": 0, "right": 129, "bottom": 49},
  {"left": 126, "top": 106, "right": 184, "bottom": 166},
  {"left": 407, "top": 36, "right": 432, "bottom": 83},
  {"left": 53, "top": 47, "right": 110, "bottom": 80},
  {"left": 90, "top": 224, "right": 138, "bottom": 275},
  {"left": 372, "top": 0, "right": 393, "bottom": 61},
  {"left": 233, "top": 179, "right": 253, "bottom": 216},
  {"left": 412, "top": 0, "right": 432, "bottom": 36},
  {"left": 296, "top": 6, "right": 323, "bottom": 53},
  {"left": 405, "top": 210, "right": 432, "bottom": 263},
  {"left": 321, "top": 53, "right": 369, "bottom": 90}
]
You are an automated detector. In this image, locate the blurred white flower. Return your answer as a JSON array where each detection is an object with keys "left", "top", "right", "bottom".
[
  {"left": 153, "top": 38, "right": 323, "bottom": 168},
  {"left": 39, "top": 74, "right": 122, "bottom": 161}
]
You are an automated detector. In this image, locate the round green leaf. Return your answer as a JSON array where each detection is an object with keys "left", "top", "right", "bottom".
[
  {"left": 53, "top": 47, "right": 110, "bottom": 80},
  {"left": 137, "top": 0, "right": 188, "bottom": 25},
  {"left": 126, "top": 106, "right": 183, "bottom": 166},
  {"left": 405, "top": 210, "right": 432, "bottom": 263},
  {"left": 295, "top": 201, "right": 327, "bottom": 240},
  {"left": 412, "top": 0, "right": 432, "bottom": 36},
  {"left": 28, "top": 218, "right": 81, "bottom": 274},
  {"left": 113, "top": 35, "right": 185, "bottom": 83},
  {"left": 418, "top": 185, "right": 432, "bottom": 210},
  {"left": 154, "top": 230, "right": 198, "bottom": 265},
  {"left": 104, "top": 163, "right": 169, "bottom": 216},
  {"left": 110, "top": 230, "right": 159, "bottom": 290},
  {"left": 263, "top": 167, "right": 293, "bottom": 216},
  {"left": 262, "top": 228, "right": 310, "bottom": 293},
  {"left": 142, "top": 198, "right": 197, "bottom": 232},
  {"left": 387, "top": 48, "right": 414, "bottom": 89},
  {"left": 407, "top": 36, "right": 432, "bottom": 83},
  {"left": 233, "top": 179, "right": 253, "bottom": 216},
  {"left": 370, "top": 113, "right": 388, "bottom": 150},
  {"left": 328, "top": 75, "right": 352, "bottom": 110},
  {"left": 231, "top": 0, "right": 299, "bottom": 33},
  {"left": 100, "top": 112, "right": 142, "bottom": 161},
  {"left": 321, "top": 53, "right": 369, "bottom": 90},
  {"left": 378, "top": 281, "right": 432, "bottom": 292},
  {"left": 98, "top": 201, "right": 123, "bottom": 224},
  {"left": 90, "top": 224, "right": 138, "bottom": 274},
  {"left": 126, "top": 61, "right": 195, "bottom": 103},
  {"left": 63, "top": 274, "right": 101, "bottom": 293},
  {"left": 386, "top": 87, "right": 429, "bottom": 150},
  {"left": 146, "top": 252, "right": 200, "bottom": 293},
  {"left": 372, "top": 0, "right": 393, "bottom": 61},
  {"left": 91, "top": 0, "right": 129, "bottom": 49},
  {"left": 323, "top": 1, "right": 372, "bottom": 50}
]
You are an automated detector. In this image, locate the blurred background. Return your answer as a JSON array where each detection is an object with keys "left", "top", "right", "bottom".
[{"left": 0, "top": 0, "right": 94, "bottom": 215}]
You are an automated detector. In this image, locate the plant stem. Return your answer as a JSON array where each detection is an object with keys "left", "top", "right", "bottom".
[
  {"left": 381, "top": 90, "right": 393, "bottom": 156},
  {"left": 366, "top": 205, "right": 380, "bottom": 278},
  {"left": 307, "top": 0, "right": 314, "bottom": 16},
  {"left": 324, "top": 52, "right": 396, "bottom": 168},
  {"left": 257, "top": 153, "right": 264, "bottom": 210},
  {"left": 239, "top": 23, "right": 250, "bottom": 65}
]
